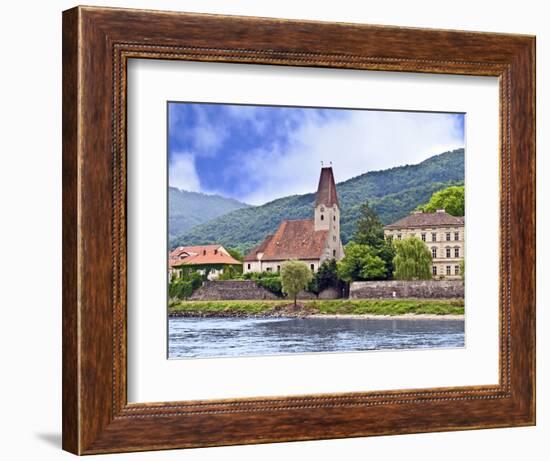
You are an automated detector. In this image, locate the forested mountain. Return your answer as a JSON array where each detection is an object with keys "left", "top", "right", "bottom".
[
  {"left": 171, "top": 149, "right": 464, "bottom": 253},
  {"left": 168, "top": 188, "right": 250, "bottom": 240}
]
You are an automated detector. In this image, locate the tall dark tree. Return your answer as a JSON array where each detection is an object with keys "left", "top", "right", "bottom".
[
  {"left": 313, "top": 259, "right": 340, "bottom": 292},
  {"left": 376, "top": 239, "right": 396, "bottom": 280},
  {"left": 353, "top": 201, "right": 385, "bottom": 247}
]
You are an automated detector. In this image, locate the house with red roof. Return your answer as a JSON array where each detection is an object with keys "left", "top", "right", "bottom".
[
  {"left": 169, "top": 244, "right": 241, "bottom": 280},
  {"left": 243, "top": 166, "right": 344, "bottom": 274}
]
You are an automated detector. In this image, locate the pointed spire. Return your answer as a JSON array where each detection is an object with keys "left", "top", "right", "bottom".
[{"left": 315, "top": 166, "right": 339, "bottom": 207}]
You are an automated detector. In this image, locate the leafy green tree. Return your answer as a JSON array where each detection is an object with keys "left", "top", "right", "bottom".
[
  {"left": 360, "top": 254, "right": 387, "bottom": 280},
  {"left": 227, "top": 248, "right": 244, "bottom": 262},
  {"left": 393, "top": 237, "right": 432, "bottom": 280},
  {"left": 281, "top": 260, "right": 313, "bottom": 306},
  {"left": 337, "top": 242, "right": 387, "bottom": 282},
  {"left": 311, "top": 259, "right": 341, "bottom": 294},
  {"left": 375, "top": 239, "right": 396, "bottom": 280},
  {"left": 352, "top": 202, "right": 395, "bottom": 279},
  {"left": 353, "top": 201, "right": 384, "bottom": 247},
  {"left": 459, "top": 258, "right": 465, "bottom": 281},
  {"left": 417, "top": 185, "right": 465, "bottom": 216}
]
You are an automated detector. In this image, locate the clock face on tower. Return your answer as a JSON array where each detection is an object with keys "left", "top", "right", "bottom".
[{"left": 320, "top": 206, "right": 325, "bottom": 212}]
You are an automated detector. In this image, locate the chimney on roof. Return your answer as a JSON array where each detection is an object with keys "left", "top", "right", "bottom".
[{"left": 436, "top": 209, "right": 446, "bottom": 213}]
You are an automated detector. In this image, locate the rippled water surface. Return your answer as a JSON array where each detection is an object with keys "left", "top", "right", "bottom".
[{"left": 168, "top": 317, "right": 465, "bottom": 359}]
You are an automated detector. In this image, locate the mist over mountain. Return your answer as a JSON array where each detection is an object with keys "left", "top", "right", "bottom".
[{"left": 169, "top": 188, "right": 250, "bottom": 240}]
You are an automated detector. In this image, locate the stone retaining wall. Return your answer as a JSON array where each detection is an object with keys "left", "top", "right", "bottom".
[
  {"left": 188, "top": 280, "right": 343, "bottom": 301},
  {"left": 350, "top": 280, "right": 464, "bottom": 299},
  {"left": 189, "top": 280, "right": 279, "bottom": 301}
]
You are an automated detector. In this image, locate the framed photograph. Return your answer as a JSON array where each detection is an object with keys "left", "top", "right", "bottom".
[{"left": 62, "top": 6, "right": 535, "bottom": 455}]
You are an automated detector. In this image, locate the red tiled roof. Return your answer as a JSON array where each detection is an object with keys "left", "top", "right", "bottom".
[
  {"left": 170, "top": 244, "right": 221, "bottom": 258},
  {"left": 244, "top": 219, "right": 328, "bottom": 262},
  {"left": 315, "top": 167, "right": 339, "bottom": 207},
  {"left": 243, "top": 235, "right": 273, "bottom": 262},
  {"left": 384, "top": 211, "right": 465, "bottom": 229},
  {"left": 169, "top": 245, "right": 240, "bottom": 267},
  {"left": 175, "top": 252, "right": 241, "bottom": 266}
]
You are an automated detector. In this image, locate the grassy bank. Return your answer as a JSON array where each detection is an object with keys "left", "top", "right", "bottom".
[{"left": 168, "top": 298, "right": 464, "bottom": 317}]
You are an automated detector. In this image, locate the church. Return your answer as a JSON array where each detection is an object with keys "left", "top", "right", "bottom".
[{"left": 243, "top": 166, "right": 344, "bottom": 273}]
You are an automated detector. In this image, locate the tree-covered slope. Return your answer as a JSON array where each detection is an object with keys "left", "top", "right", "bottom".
[
  {"left": 169, "top": 188, "right": 250, "bottom": 240},
  {"left": 172, "top": 148, "right": 464, "bottom": 253}
]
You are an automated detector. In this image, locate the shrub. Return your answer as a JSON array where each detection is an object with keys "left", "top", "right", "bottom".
[
  {"left": 256, "top": 276, "right": 283, "bottom": 296},
  {"left": 168, "top": 280, "right": 194, "bottom": 299}
]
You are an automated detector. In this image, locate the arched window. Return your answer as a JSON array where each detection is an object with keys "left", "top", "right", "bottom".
[{"left": 320, "top": 214, "right": 324, "bottom": 221}]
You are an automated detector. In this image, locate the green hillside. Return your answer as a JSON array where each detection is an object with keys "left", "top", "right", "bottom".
[
  {"left": 171, "top": 149, "right": 464, "bottom": 254},
  {"left": 169, "top": 188, "right": 250, "bottom": 240}
]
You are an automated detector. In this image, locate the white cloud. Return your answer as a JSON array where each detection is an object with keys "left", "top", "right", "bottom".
[
  {"left": 238, "top": 111, "right": 464, "bottom": 205},
  {"left": 168, "top": 153, "right": 201, "bottom": 191}
]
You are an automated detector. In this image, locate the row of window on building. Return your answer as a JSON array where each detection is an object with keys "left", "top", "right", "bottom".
[
  {"left": 433, "top": 265, "right": 461, "bottom": 276},
  {"left": 248, "top": 263, "right": 318, "bottom": 272},
  {"left": 431, "top": 247, "right": 461, "bottom": 259},
  {"left": 393, "top": 231, "right": 461, "bottom": 242}
]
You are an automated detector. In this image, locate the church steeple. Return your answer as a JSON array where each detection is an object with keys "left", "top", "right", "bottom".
[
  {"left": 315, "top": 167, "right": 339, "bottom": 208},
  {"left": 313, "top": 166, "right": 343, "bottom": 260}
]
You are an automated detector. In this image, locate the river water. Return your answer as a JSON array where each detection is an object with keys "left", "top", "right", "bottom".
[{"left": 168, "top": 316, "right": 465, "bottom": 359}]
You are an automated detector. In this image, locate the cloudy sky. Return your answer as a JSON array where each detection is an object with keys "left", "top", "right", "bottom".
[{"left": 168, "top": 102, "right": 464, "bottom": 206}]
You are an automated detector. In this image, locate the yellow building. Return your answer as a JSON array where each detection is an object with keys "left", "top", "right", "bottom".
[{"left": 384, "top": 209, "right": 464, "bottom": 280}]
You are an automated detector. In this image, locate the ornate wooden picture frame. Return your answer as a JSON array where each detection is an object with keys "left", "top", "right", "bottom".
[{"left": 62, "top": 6, "right": 535, "bottom": 455}]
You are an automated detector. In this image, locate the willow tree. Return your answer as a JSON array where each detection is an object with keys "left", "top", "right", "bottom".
[
  {"left": 392, "top": 237, "right": 432, "bottom": 280},
  {"left": 281, "top": 260, "right": 313, "bottom": 307}
]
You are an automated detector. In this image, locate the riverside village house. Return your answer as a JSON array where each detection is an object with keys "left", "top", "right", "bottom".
[
  {"left": 383, "top": 210, "right": 465, "bottom": 280},
  {"left": 244, "top": 166, "right": 344, "bottom": 274},
  {"left": 169, "top": 244, "right": 241, "bottom": 281}
]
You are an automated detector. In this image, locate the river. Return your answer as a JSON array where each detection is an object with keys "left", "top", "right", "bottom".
[{"left": 168, "top": 316, "right": 465, "bottom": 359}]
